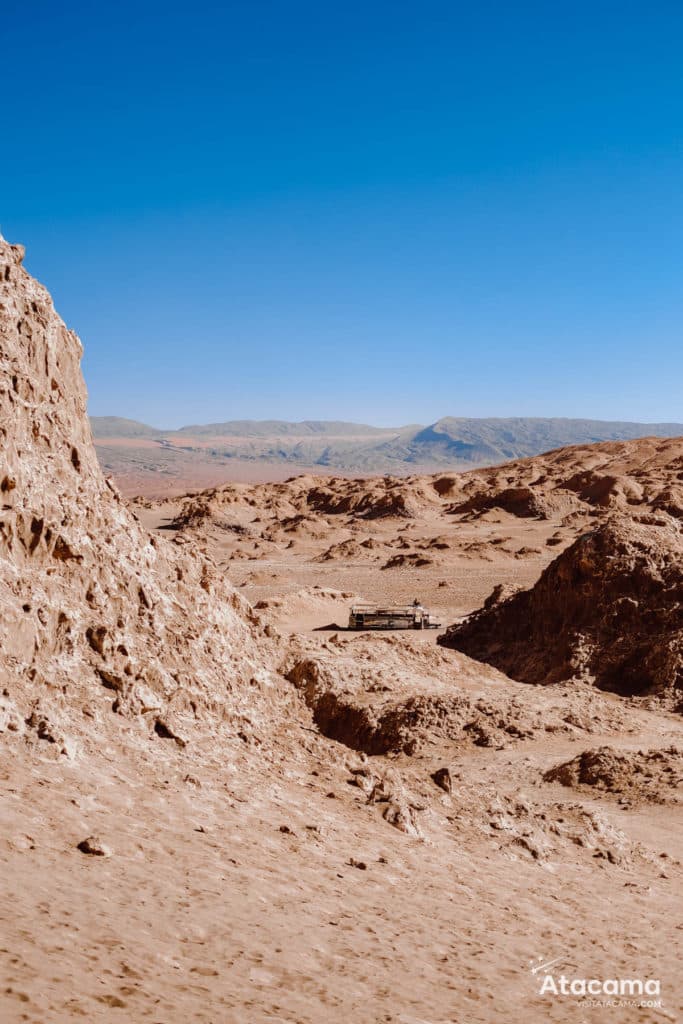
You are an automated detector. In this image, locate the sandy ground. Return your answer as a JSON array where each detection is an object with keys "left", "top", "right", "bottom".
[
  {"left": 135, "top": 495, "right": 575, "bottom": 627},
  {"left": 2, "top": 694, "right": 681, "bottom": 1024},
  {"left": 4, "top": 460, "right": 683, "bottom": 1023}
]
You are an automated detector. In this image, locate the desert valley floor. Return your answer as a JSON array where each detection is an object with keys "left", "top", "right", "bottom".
[
  {"left": 1, "top": 237, "right": 682, "bottom": 1023},
  {"left": 7, "top": 441, "right": 681, "bottom": 1023}
]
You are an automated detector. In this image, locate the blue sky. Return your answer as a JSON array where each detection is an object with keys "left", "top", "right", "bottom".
[{"left": 3, "top": 1, "right": 683, "bottom": 427}]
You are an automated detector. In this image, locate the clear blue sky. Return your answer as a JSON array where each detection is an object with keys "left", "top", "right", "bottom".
[{"left": 3, "top": 1, "right": 683, "bottom": 428}]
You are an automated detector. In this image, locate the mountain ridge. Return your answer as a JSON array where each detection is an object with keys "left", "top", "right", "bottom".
[{"left": 91, "top": 414, "right": 683, "bottom": 480}]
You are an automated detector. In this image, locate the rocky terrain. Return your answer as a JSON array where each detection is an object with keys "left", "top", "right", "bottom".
[
  {"left": 134, "top": 434, "right": 683, "bottom": 633},
  {"left": 91, "top": 413, "right": 683, "bottom": 496},
  {"left": 0, "top": 239, "right": 285, "bottom": 751},
  {"left": 2, "top": 238, "right": 682, "bottom": 1022},
  {"left": 544, "top": 746, "right": 683, "bottom": 806},
  {"left": 440, "top": 516, "right": 683, "bottom": 702}
]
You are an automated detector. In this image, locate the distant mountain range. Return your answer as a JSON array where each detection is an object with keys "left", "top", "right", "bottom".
[
  {"left": 91, "top": 417, "right": 397, "bottom": 440},
  {"left": 91, "top": 415, "right": 683, "bottom": 487}
]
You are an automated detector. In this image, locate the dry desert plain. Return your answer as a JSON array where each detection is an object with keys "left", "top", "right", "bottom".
[{"left": 1, "top": 235, "right": 682, "bottom": 1023}]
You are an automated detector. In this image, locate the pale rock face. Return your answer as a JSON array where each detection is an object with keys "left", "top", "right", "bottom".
[{"left": 0, "top": 236, "right": 286, "bottom": 752}]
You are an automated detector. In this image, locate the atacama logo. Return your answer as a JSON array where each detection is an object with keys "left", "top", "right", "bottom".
[{"left": 528, "top": 956, "right": 663, "bottom": 1007}]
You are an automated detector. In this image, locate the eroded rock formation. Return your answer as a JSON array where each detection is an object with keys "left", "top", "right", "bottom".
[
  {"left": 439, "top": 516, "right": 683, "bottom": 702},
  {"left": 0, "top": 237, "right": 286, "bottom": 753}
]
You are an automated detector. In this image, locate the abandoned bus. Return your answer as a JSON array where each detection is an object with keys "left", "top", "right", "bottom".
[{"left": 348, "top": 601, "right": 441, "bottom": 631}]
